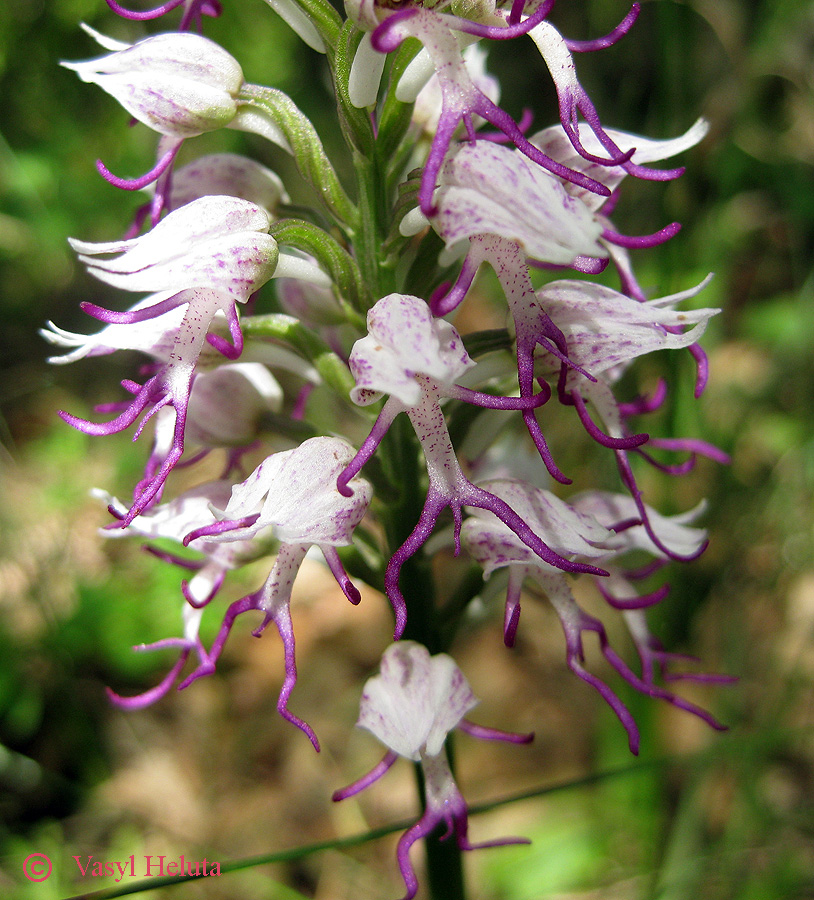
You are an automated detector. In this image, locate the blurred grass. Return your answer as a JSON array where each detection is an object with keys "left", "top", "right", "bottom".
[{"left": 1, "top": 0, "right": 813, "bottom": 898}]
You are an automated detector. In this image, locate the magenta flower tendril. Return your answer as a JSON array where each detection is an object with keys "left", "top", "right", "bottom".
[
  {"left": 99, "top": 481, "right": 259, "bottom": 709},
  {"left": 106, "top": 0, "right": 222, "bottom": 30},
  {"left": 333, "top": 643, "right": 532, "bottom": 899},
  {"left": 530, "top": 117, "right": 710, "bottom": 297}
]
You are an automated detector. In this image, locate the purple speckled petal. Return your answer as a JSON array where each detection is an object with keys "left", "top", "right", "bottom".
[
  {"left": 357, "top": 642, "right": 478, "bottom": 761},
  {"left": 349, "top": 294, "right": 475, "bottom": 406},
  {"left": 63, "top": 31, "right": 242, "bottom": 138}
]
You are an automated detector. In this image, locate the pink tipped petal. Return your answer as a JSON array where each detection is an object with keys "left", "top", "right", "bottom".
[
  {"left": 458, "top": 720, "right": 533, "bottom": 744},
  {"left": 331, "top": 751, "right": 399, "bottom": 801},
  {"left": 106, "top": 648, "right": 191, "bottom": 710},
  {"left": 96, "top": 141, "right": 181, "bottom": 191},
  {"left": 321, "top": 546, "right": 362, "bottom": 604},
  {"left": 565, "top": 3, "right": 640, "bottom": 52},
  {"left": 106, "top": 0, "right": 185, "bottom": 20},
  {"left": 272, "top": 598, "right": 320, "bottom": 751},
  {"left": 596, "top": 580, "right": 670, "bottom": 610},
  {"left": 602, "top": 222, "right": 681, "bottom": 249},
  {"left": 571, "top": 390, "right": 649, "bottom": 450}
]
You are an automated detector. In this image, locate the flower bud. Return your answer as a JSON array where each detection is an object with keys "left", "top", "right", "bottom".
[{"left": 63, "top": 31, "right": 244, "bottom": 137}]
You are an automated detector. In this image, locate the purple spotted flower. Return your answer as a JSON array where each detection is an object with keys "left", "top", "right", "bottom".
[
  {"left": 58, "top": 195, "right": 279, "bottom": 522},
  {"left": 338, "top": 293, "right": 608, "bottom": 636},
  {"left": 462, "top": 479, "right": 729, "bottom": 752},
  {"left": 98, "top": 480, "right": 257, "bottom": 709},
  {"left": 405, "top": 139, "right": 604, "bottom": 480},
  {"left": 531, "top": 277, "right": 726, "bottom": 558},
  {"left": 177, "top": 436, "right": 372, "bottom": 749},
  {"left": 63, "top": 27, "right": 243, "bottom": 190},
  {"left": 333, "top": 641, "right": 532, "bottom": 900}
]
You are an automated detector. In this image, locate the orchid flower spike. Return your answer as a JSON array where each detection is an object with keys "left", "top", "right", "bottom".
[
  {"left": 333, "top": 641, "right": 532, "bottom": 900},
  {"left": 176, "top": 437, "right": 372, "bottom": 750},
  {"left": 58, "top": 196, "right": 279, "bottom": 523},
  {"left": 339, "top": 294, "right": 608, "bottom": 638}
]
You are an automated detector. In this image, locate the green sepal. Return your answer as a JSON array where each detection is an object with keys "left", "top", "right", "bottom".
[
  {"left": 269, "top": 217, "right": 370, "bottom": 322},
  {"left": 235, "top": 84, "right": 357, "bottom": 228}
]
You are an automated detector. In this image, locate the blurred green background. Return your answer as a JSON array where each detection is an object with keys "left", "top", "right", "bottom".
[{"left": 0, "top": 0, "right": 812, "bottom": 898}]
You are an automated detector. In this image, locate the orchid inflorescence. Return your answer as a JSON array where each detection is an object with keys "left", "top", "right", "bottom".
[{"left": 49, "top": 0, "right": 730, "bottom": 895}]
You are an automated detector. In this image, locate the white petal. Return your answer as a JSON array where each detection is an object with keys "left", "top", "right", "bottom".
[
  {"left": 262, "top": 0, "right": 326, "bottom": 52},
  {"left": 358, "top": 642, "right": 477, "bottom": 760},
  {"left": 433, "top": 142, "right": 605, "bottom": 263},
  {"left": 348, "top": 294, "right": 475, "bottom": 406},
  {"left": 349, "top": 33, "right": 386, "bottom": 108}
]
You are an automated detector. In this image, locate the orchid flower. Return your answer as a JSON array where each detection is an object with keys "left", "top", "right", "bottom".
[
  {"left": 175, "top": 437, "right": 373, "bottom": 749},
  {"left": 570, "top": 490, "right": 735, "bottom": 689},
  {"left": 64, "top": 27, "right": 243, "bottom": 191},
  {"left": 98, "top": 480, "right": 259, "bottom": 709},
  {"left": 337, "top": 293, "right": 608, "bottom": 637},
  {"left": 333, "top": 641, "right": 532, "bottom": 900},
  {"left": 401, "top": 139, "right": 605, "bottom": 480},
  {"left": 346, "top": 1, "right": 619, "bottom": 215},
  {"left": 58, "top": 196, "right": 279, "bottom": 522},
  {"left": 462, "top": 479, "right": 728, "bottom": 753},
  {"left": 532, "top": 277, "right": 726, "bottom": 558},
  {"left": 530, "top": 118, "right": 711, "bottom": 301}
]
